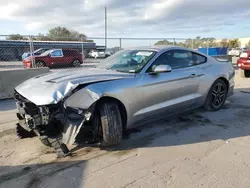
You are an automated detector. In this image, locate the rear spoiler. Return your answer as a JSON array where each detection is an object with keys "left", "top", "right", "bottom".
[{"left": 215, "top": 58, "right": 229, "bottom": 62}]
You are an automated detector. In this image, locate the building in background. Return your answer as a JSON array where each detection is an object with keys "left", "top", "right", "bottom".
[{"left": 238, "top": 37, "right": 250, "bottom": 48}]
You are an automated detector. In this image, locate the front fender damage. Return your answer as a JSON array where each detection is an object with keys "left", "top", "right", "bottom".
[
  {"left": 61, "top": 111, "right": 92, "bottom": 145},
  {"left": 14, "top": 84, "right": 102, "bottom": 157},
  {"left": 62, "top": 88, "right": 101, "bottom": 146}
]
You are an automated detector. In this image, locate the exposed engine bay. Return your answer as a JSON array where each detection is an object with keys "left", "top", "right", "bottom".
[{"left": 14, "top": 90, "right": 100, "bottom": 157}]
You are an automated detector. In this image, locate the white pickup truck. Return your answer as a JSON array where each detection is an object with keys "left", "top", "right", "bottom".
[
  {"left": 88, "top": 50, "right": 107, "bottom": 59},
  {"left": 228, "top": 48, "right": 242, "bottom": 56}
]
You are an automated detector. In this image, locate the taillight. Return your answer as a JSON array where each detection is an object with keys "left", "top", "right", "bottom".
[
  {"left": 24, "top": 59, "right": 32, "bottom": 68},
  {"left": 247, "top": 54, "right": 250, "bottom": 63}
]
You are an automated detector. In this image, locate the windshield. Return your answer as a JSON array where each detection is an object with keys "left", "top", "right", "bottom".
[
  {"left": 33, "top": 48, "right": 42, "bottom": 53},
  {"left": 97, "top": 49, "right": 156, "bottom": 73}
]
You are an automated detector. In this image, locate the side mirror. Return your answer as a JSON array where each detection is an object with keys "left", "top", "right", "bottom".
[{"left": 153, "top": 65, "right": 172, "bottom": 73}]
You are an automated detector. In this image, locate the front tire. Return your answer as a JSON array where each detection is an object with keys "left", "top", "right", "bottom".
[
  {"left": 240, "top": 69, "right": 250, "bottom": 78},
  {"left": 39, "top": 136, "right": 52, "bottom": 147},
  {"left": 36, "top": 61, "right": 45, "bottom": 68},
  {"left": 204, "top": 79, "right": 228, "bottom": 111},
  {"left": 98, "top": 102, "right": 123, "bottom": 146}
]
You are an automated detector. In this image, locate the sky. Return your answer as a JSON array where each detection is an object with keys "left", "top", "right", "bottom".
[{"left": 1, "top": 0, "right": 250, "bottom": 47}]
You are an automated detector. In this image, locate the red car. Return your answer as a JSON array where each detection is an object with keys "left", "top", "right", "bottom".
[
  {"left": 23, "top": 49, "right": 84, "bottom": 68},
  {"left": 237, "top": 50, "right": 250, "bottom": 78}
]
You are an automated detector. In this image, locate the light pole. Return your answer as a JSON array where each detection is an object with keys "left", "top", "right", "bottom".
[{"left": 105, "top": 6, "right": 107, "bottom": 50}]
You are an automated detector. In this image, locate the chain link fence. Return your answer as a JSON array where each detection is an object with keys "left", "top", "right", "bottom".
[{"left": 0, "top": 35, "right": 232, "bottom": 69}]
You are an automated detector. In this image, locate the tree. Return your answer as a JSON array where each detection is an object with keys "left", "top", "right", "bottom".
[
  {"left": 220, "top": 38, "right": 229, "bottom": 48},
  {"left": 177, "top": 42, "right": 186, "bottom": 48},
  {"left": 193, "top": 36, "right": 202, "bottom": 48},
  {"left": 184, "top": 38, "right": 193, "bottom": 48},
  {"left": 6, "top": 27, "right": 88, "bottom": 41},
  {"left": 193, "top": 37, "right": 217, "bottom": 48},
  {"left": 206, "top": 37, "right": 217, "bottom": 47},
  {"left": 36, "top": 33, "right": 52, "bottom": 41},
  {"left": 154, "top": 39, "right": 172, "bottom": 45},
  {"left": 154, "top": 37, "right": 217, "bottom": 49},
  {"left": 246, "top": 40, "right": 250, "bottom": 47},
  {"left": 228, "top": 39, "right": 240, "bottom": 48},
  {"left": 7, "top": 34, "right": 26, "bottom": 40},
  {"left": 47, "top": 26, "right": 86, "bottom": 41}
]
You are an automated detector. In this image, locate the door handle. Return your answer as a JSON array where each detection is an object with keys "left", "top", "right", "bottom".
[{"left": 189, "top": 74, "right": 196, "bottom": 78}]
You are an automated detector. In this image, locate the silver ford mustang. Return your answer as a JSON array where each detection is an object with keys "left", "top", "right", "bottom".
[{"left": 14, "top": 46, "right": 235, "bottom": 156}]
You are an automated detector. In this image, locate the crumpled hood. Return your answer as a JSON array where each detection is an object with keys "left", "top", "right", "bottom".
[{"left": 15, "top": 68, "right": 133, "bottom": 105}]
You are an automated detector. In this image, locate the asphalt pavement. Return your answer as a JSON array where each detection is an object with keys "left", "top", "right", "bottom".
[{"left": 1, "top": 70, "right": 250, "bottom": 188}]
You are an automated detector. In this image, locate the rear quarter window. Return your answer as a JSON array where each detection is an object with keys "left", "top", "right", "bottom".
[
  {"left": 63, "top": 50, "right": 80, "bottom": 56},
  {"left": 192, "top": 53, "right": 207, "bottom": 64}
]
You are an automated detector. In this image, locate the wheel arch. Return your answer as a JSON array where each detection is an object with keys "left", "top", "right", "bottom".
[
  {"left": 71, "top": 59, "right": 82, "bottom": 65},
  {"left": 35, "top": 59, "right": 45, "bottom": 64},
  {"left": 217, "top": 77, "right": 229, "bottom": 91},
  {"left": 205, "top": 76, "right": 229, "bottom": 100},
  {"left": 203, "top": 76, "right": 229, "bottom": 111},
  {"left": 95, "top": 96, "right": 128, "bottom": 130}
]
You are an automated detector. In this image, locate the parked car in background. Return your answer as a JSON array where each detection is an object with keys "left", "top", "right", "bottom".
[
  {"left": 22, "top": 48, "right": 50, "bottom": 60},
  {"left": 228, "top": 48, "right": 242, "bottom": 56},
  {"left": 23, "top": 49, "right": 83, "bottom": 68},
  {"left": 15, "top": 46, "right": 235, "bottom": 156},
  {"left": 88, "top": 50, "right": 111, "bottom": 59},
  {"left": 237, "top": 50, "right": 250, "bottom": 78}
]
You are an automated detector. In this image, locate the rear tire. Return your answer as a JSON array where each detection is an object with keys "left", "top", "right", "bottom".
[
  {"left": 99, "top": 102, "right": 123, "bottom": 146},
  {"left": 204, "top": 79, "right": 228, "bottom": 111},
  {"left": 72, "top": 59, "right": 81, "bottom": 67},
  {"left": 240, "top": 69, "right": 250, "bottom": 78}
]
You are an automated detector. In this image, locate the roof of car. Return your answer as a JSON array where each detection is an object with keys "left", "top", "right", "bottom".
[
  {"left": 124, "top": 45, "right": 190, "bottom": 52},
  {"left": 242, "top": 50, "right": 250, "bottom": 55}
]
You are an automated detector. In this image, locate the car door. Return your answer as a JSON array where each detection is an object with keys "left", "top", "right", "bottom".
[
  {"left": 62, "top": 50, "right": 76, "bottom": 65},
  {"left": 49, "top": 49, "right": 64, "bottom": 66},
  {"left": 132, "top": 50, "right": 200, "bottom": 122}
]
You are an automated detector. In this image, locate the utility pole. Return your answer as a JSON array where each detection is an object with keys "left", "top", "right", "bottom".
[
  {"left": 119, "top": 38, "right": 122, "bottom": 49},
  {"left": 105, "top": 6, "right": 107, "bottom": 50}
]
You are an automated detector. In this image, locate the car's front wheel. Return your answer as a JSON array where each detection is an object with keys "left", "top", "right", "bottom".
[
  {"left": 96, "top": 102, "right": 123, "bottom": 146},
  {"left": 204, "top": 79, "right": 228, "bottom": 111},
  {"left": 36, "top": 61, "right": 45, "bottom": 68},
  {"left": 240, "top": 69, "right": 250, "bottom": 78}
]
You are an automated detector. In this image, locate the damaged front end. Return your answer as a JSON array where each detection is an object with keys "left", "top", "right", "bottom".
[{"left": 14, "top": 89, "right": 99, "bottom": 157}]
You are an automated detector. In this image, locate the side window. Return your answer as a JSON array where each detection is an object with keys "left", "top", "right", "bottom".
[
  {"left": 148, "top": 50, "right": 194, "bottom": 72},
  {"left": 192, "top": 53, "right": 207, "bottom": 65},
  {"left": 51, "top": 50, "right": 63, "bottom": 57},
  {"left": 147, "top": 51, "right": 170, "bottom": 72},
  {"left": 170, "top": 50, "right": 193, "bottom": 69}
]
